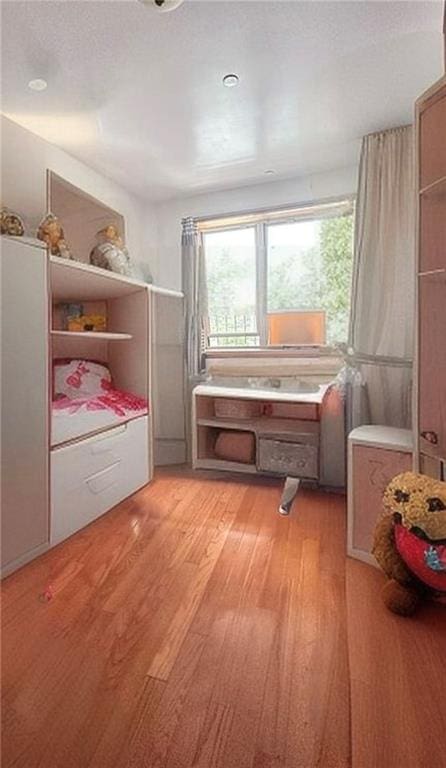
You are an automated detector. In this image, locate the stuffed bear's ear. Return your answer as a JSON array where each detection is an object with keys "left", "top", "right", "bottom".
[{"left": 427, "top": 497, "right": 446, "bottom": 512}]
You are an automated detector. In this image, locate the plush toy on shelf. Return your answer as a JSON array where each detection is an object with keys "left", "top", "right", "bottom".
[
  {"left": 372, "top": 471, "right": 446, "bottom": 616},
  {"left": 1, "top": 206, "right": 25, "bottom": 236},
  {"left": 89, "top": 223, "right": 132, "bottom": 276},
  {"left": 37, "top": 213, "right": 73, "bottom": 259}
]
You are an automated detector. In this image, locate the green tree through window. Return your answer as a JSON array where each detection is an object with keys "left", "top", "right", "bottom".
[{"left": 203, "top": 203, "right": 354, "bottom": 347}]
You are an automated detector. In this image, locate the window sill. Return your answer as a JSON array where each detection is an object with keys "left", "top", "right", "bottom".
[
  {"left": 204, "top": 349, "right": 344, "bottom": 380},
  {"left": 205, "top": 345, "right": 340, "bottom": 359}
]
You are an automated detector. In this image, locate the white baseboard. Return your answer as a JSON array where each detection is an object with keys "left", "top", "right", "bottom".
[
  {"left": 1, "top": 541, "right": 50, "bottom": 579},
  {"left": 154, "top": 439, "right": 186, "bottom": 466},
  {"left": 347, "top": 546, "right": 379, "bottom": 569}
]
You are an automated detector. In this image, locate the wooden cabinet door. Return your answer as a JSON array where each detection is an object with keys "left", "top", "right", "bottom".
[
  {"left": 420, "top": 91, "right": 446, "bottom": 190},
  {"left": 419, "top": 453, "right": 444, "bottom": 480},
  {"left": 418, "top": 276, "right": 446, "bottom": 460},
  {"left": 419, "top": 191, "right": 446, "bottom": 274},
  {"left": 1, "top": 238, "right": 49, "bottom": 573},
  {"left": 351, "top": 445, "right": 412, "bottom": 557}
]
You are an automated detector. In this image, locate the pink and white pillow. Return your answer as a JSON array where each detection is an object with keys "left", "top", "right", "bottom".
[{"left": 53, "top": 359, "right": 112, "bottom": 400}]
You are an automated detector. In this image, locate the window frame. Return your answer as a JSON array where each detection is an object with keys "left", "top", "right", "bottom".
[{"left": 200, "top": 196, "right": 355, "bottom": 353}]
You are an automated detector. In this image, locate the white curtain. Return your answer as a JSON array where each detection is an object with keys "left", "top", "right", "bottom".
[{"left": 348, "top": 125, "right": 415, "bottom": 428}]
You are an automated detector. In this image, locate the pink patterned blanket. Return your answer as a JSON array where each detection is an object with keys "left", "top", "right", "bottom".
[{"left": 53, "top": 389, "right": 148, "bottom": 418}]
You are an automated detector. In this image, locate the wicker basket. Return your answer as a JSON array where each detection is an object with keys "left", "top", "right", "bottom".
[{"left": 214, "top": 398, "right": 261, "bottom": 420}]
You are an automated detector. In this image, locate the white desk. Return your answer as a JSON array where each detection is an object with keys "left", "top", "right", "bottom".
[{"left": 192, "top": 383, "right": 330, "bottom": 514}]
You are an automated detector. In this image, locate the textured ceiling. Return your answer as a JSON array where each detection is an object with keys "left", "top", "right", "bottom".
[{"left": 1, "top": 0, "right": 444, "bottom": 202}]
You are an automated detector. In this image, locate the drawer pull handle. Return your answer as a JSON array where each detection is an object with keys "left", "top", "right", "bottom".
[
  {"left": 421, "top": 431, "right": 438, "bottom": 445},
  {"left": 86, "top": 461, "right": 121, "bottom": 494}
]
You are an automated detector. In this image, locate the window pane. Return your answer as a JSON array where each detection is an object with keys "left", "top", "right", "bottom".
[
  {"left": 204, "top": 227, "right": 258, "bottom": 347},
  {"left": 267, "top": 214, "right": 353, "bottom": 345}
]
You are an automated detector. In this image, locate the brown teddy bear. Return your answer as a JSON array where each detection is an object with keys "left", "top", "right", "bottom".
[
  {"left": 37, "top": 213, "right": 73, "bottom": 259},
  {"left": 372, "top": 471, "right": 446, "bottom": 616},
  {"left": 1, "top": 206, "right": 24, "bottom": 236}
]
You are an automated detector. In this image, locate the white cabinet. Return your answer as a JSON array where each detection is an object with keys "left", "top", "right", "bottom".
[
  {"left": 416, "top": 76, "right": 446, "bottom": 471},
  {"left": 51, "top": 417, "right": 149, "bottom": 545},
  {"left": 1, "top": 242, "right": 155, "bottom": 575},
  {"left": 1, "top": 238, "right": 50, "bottom": 574}
]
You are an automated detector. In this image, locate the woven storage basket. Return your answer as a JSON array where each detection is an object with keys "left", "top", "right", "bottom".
[{"left": 214, "top": 398, "right": 261, "bottom": 420}]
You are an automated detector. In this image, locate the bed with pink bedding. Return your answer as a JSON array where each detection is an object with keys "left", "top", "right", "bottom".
[{"left": 51, "top": 359, "right": 148, "bottom": 446}]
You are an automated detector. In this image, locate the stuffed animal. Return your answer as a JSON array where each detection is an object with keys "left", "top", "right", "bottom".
[
  {"left": 372, "top": 471, "right": 446, "bottom": 616},
  {"left": 1, "top": 206, "right": 24, "bottom": 236},
  {"left": 37, "top": 213, "right": 73, "bottom": 259},
  {"left": 89, "top": 224, "right": 132, "bottom": 276}
]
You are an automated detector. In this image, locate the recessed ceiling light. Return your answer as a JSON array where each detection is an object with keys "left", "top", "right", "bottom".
[
  {"left": 264, "top": 169, "right": 276, "bottom": 175},
  {"left": 139, "top": 0, "right": 185, "bottom": 11},
  {"left": 223, "top": 73, "right": 239, "bottom": 88},
  {"left": 28, "top": 78, "right": 47, "bottom": 91}
]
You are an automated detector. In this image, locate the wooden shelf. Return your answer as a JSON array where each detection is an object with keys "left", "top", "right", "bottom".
[
  {"left": 419, "top": 175, "right": 446, "bottom": 198},
  {"left": 418, "top": 268, "right": 446, "bottom": 282},
  {"left": 197, "top": 416, "right": 319, "bottom": 440},
  {"left": 194, "top": 457, "right": 257, "bottom": 474},
  {"left": 49, "top": 256, "right": 183, "bottom": 301},
  {"left": 50, "top": 256, "right": 149, "bottom": 301},
  {"left": 51, "top": 330, "right": 132, "bottom": 340}
]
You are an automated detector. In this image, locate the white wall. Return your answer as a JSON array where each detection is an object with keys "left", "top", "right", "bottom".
[
  {"left": 1, "top": 116, "right": 358, "bottom": 467},
  {"left": 1, "top": 113, "right": 358, "bottom": 296},
  {"left": 152, "top": 165, "right": 359, "bottom": 291},
  {"left": 1, "top": 116, "right": 157, "bottom": 281}
]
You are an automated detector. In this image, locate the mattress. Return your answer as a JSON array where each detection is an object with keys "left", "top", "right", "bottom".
[{"left": 51, "top": 390, "right": 148, "bottom": 446}]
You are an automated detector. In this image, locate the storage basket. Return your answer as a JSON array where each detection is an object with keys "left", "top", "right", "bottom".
[
  {"left": 214, "top": 398, "right": 261, "bottom": 420},
  {"left": 214, "top": 430, "right": 255, "bottom": 464}
]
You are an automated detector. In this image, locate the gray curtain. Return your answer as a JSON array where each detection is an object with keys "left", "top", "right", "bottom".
[
  {"left": 181, "top": 217, "right": 209, "bottom": 459},
  {"left": 182, "top": 217, "right": 208, "bottom": 380},
  {"left": 348, "top": 125, "right": 415, "bottom": 429}
]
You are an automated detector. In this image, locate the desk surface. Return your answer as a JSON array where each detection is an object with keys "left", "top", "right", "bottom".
[{"left": 194, "top": 383, "right": 329, "bottom": 405}]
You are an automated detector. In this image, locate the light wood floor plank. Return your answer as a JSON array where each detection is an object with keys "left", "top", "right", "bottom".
[
  {"left": 347, "top": 559, "right": 446, "bottom": 768},
  {"left": 2, "top": 468, "right": 445, "bottom": 768}
]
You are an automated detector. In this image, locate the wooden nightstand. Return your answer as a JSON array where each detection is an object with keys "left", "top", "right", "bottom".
[{"left": 347, "top": 426, "right": 413, "bottom": 565}]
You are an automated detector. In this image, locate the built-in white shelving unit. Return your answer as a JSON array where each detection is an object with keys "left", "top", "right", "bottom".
[{"left": 1, "top": 240, "right": 160, "bottom": 576}]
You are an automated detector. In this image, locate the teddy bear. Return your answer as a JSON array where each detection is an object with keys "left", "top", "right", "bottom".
[
  {"left": 372, "top": 471, "right": 446, "bottom": 616},
  {"left": 1, "top": 206, "right": 24, "bottom": 236},
  {"left": 37, "top": 213, "right": 73, "bottom": 259}
]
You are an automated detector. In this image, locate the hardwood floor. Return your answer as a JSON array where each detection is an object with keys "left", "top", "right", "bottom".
[
  {"left": 1, "top": 468, "right": 445, "bottom": 768},
  {"left": 347, "top": 559, "right": 446, "bottom": 768}
]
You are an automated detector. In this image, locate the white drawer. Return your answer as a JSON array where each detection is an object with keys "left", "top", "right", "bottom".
[
  {"left": 258, "top": 438, "right": 318, "bottom": 479},
  {"left": 51, "top": 416, "right": 149, "bottom": 545}
]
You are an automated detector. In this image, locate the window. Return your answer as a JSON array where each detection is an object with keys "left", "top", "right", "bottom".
[
  {"left": 204, "top": 227, "right": 258, "bottom": 347},
  {"left": 202, "top": 198, "right": 354, "bottom": 349}
]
